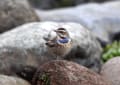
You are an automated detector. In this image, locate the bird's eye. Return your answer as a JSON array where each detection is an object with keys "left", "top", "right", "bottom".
[{"left": 59, "top": 31, "right": 64, "bottom": 33}]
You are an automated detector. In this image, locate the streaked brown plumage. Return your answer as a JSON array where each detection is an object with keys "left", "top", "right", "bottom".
[{"left": 45, "top": 28, "right": 72, "bottom": 59}]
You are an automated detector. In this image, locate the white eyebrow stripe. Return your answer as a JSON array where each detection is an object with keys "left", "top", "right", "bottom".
[{"left": 58, "top": 30, "right": 66, "bottom": 32}]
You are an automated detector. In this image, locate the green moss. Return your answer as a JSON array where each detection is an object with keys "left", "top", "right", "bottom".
[
  {"left": 39, "top": 73, "right": 50, "bottom": 85},
  {"left": 102, "top": 41, "right": 120, "bottom": 62}
]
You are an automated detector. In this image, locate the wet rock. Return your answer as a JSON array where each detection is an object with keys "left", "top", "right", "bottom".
[
  {"left": 0, "top": 74, "right": 30, "bottom": 85},
  {"left": 0, "top": 22, "right": 102, "bottom": 73},
  {"left": 0, "top": 0, "right": 39, "bottom": 33},
  {"left": 101, "top": 57, "right": 120, "bottom": 85},
  {"left": 36, "top": 1, "right": 120, "bottom": 46},
  {"left": 32, "top": 60, "right": 111, "bottom": 85}
]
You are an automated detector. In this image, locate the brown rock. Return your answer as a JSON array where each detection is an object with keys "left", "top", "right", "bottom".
[
  {"left": 0, "top": 0, "right": 39, "bottom": 33},
  {"left": 32, "top": 60, "right": 110, "bottom": 85},
  {"left": 101, "top": 57, "right": 120, "bottom": 85}
]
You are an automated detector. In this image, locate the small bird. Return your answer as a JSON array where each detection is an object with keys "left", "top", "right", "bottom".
[{"left": 44, "top": 28, "right": 72, "bottom": 60}]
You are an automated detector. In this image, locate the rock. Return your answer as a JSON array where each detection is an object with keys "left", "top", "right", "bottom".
[
  {"left": 36, "top": 1, "right": 120, "bottom": 46},
  {"left": 103, "top": 1, "right": 120, "bottom": 10},
  {"left": 0, "top": 75, "right": 30, "bottom": 85},
  {"left": 90, "top": 17, "right": 120, "bottom": 42},
  {"left": 0, "top": 47, "right": 38, "bottom": 76},
  {"left": 29, "top": 0, "right": 115, "bottom": 9},
  {"left": 101, "top": 57, "right": 120, "bottom": 85},
  {"left": 32, "top": 60, "right": 111, "bottom": 85},
  {"left": 0, "top": 21, "right": 102, "bottom": 74},
  {"left": 0, "top": 0, "right": 40, "bottom": 33},
  {"left": 100, "top": 1, "right": 120, "bottom": 41},
  {"left": 35, "top": 8, "right": 109, "bottom": 47},
  {"left": 29, "top": 0, "right": 76, "bottom": 9}
]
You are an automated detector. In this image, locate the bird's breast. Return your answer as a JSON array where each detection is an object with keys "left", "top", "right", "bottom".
[{"left": 47, "top": 41, "right": 72, "bottom": 57}]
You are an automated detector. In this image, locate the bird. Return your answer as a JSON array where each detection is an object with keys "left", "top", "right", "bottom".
[{"left": 44, "top": 28, "right": 72, "bottom": 60}]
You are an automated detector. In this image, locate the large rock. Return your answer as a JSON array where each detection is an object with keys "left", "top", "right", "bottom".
[
  {"left": 0, "top": 75, "right": 30, "bottom": 85},
  {"left": 0, "top": 0, "right": 39, "bottom": 33},
  {"left": 36, "top": 1, "right": 120, "bottom": 46},
  {"left": 103, "top": 1, "right": 120, "bottom": 10},
  {"left": 29, "top": 0, "right": 115, "bottom": 9},
  {"left": 32, "top": 60, "right": 111, "bottom": 85},
  {"left": 101, "top": 57, "right": 120, "bottom": 85},
  {"left": 0, "top": 21, "right": 102, "bottom": 75}
]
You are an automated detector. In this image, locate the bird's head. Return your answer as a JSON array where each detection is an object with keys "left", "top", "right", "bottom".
[{"left": 54, "top": 28, "right": 69, "bottom": 39}]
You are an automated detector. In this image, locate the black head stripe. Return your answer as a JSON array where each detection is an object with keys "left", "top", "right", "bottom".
[{"left": 57, "top": 28, "right": 66, "bottom": 31}]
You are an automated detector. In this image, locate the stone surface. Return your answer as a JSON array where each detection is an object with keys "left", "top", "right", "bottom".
[
  {"left": 0, "top": 75, "right": 30, "bottom": 85},
  {"left": 0, "top": 0, "right": 39, "bottom": 33},
  {"left": 103, "top": 1, "right": 120, "bottom": 10},
  {"left": 32, "top": 60, "right": 111, "bottom": 85},
  {"left": 101, "top": 57, "right": 120, "bottom": 85},
  {"left": 36, "top": 1, "right": 120, "bottom": 46},
  {"left": 0, "top": 21, "right": 102, "bottom": 74},
  {"left": 0, "top": 47, "right": 38, "bottom": 76},
  {"left": 29, "top": 0, "right": 115, "bottom": 9}
]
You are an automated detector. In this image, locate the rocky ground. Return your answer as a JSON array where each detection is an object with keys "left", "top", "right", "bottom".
[{"left": 0, "top": 0, "right": 120, "bottom": 85}]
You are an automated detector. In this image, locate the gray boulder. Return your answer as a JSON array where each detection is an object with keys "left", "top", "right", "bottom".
[
  {"left": 28, "top": 0, "right": 116, "bottom": 9},
  {"left": 0, "top": 22, "right": 102, "bottom": 74},
  {"left": 103, "top": 1, "right": 120, "bottom": 10},
  {"left": 35, "top": 1, "right": 120, "bottom": 46},
  {"left": 0, "top": 75, "right": 30, "bottom": 85},
  {"left": 0, "top": 0, "right": 39, "bottom": 33}
]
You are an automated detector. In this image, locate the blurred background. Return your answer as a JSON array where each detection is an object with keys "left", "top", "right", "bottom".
[
  {"left": 0, "top": 1, "right": 120, "bottom": 85},
  {"left": 29, "top": 0, "right": 118, "bottom": 9}
]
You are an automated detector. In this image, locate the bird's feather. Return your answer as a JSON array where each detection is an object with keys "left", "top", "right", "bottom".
[{"left": 57, "top": 37, "right": 69, "bottom": 44}]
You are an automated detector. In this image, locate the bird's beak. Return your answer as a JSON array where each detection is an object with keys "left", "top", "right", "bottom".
[{"left": 54, "top": 30, "right": 58, "bottom": 32}]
